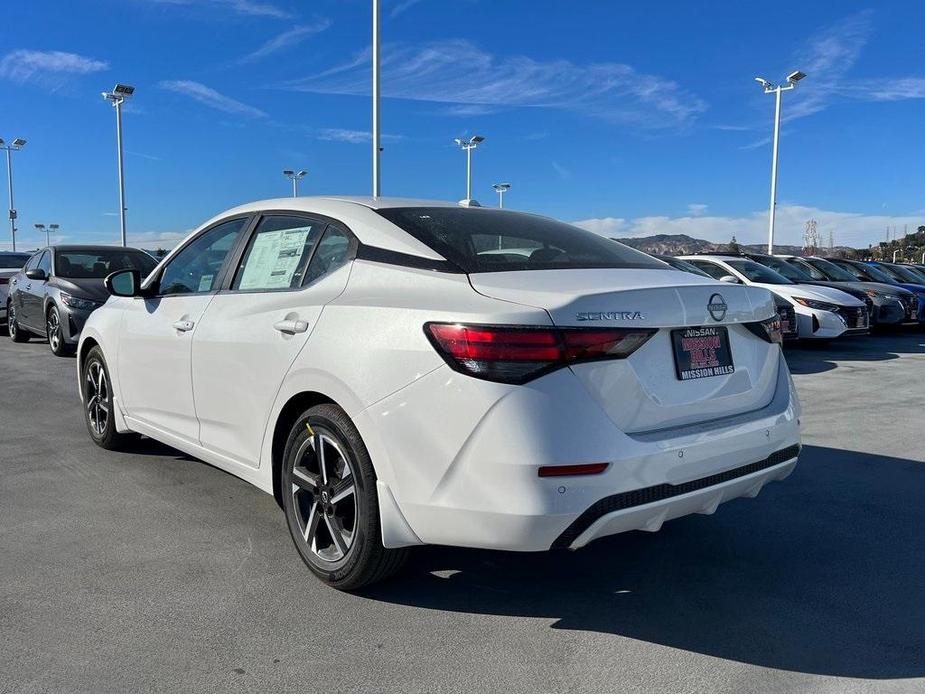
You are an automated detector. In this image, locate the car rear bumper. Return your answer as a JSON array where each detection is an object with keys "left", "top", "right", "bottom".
[{"left": 364, "top": 350, "right": 801, "bottom": 552}]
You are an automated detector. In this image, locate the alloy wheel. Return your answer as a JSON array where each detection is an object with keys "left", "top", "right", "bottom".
[
  {"left": 85, "top": 360, "right": 110, "bottom": 436},
  {"left": 290, "top": 428, "right": 358, "bottom": 564},
  {"left": 47, "top": 310, "right": 61, "bottom": 352},
  {"left": 8, "top": 305, "right": 16, "bottom": 339}
]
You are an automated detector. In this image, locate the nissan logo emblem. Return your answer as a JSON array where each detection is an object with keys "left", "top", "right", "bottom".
[{"left": 708, "top": 293, "right": 728, "bottom": 321}]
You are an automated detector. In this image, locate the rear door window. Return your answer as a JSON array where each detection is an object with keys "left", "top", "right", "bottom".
[
  {"left": 304, "top": 226, "right": 352, "bottom": 285},
  {"left": 231, "top": 216, "right": 324, "bottom": 291}
]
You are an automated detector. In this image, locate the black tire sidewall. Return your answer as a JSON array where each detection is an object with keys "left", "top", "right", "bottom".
[
  {"left": 8, "top": 301, "right": 27, "bottom": 342},
  {"left": 281, "top": 405, "right": 382, "bottom": 588},
  {"left": 82, "top": 346, "right": 118, "bottom": 447}
]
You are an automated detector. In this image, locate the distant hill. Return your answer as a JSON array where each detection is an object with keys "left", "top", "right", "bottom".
[{"left": 614, "top": 234, "right": 849, "bottom": 257}]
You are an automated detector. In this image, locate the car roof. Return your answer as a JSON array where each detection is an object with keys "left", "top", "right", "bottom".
[{"left": 49, "top": 244, "right": 149, "bottom": 251}]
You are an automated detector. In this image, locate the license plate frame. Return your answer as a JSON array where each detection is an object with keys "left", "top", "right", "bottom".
[{"left": 671, "top": 326, "right": 735, "bottom": 381}]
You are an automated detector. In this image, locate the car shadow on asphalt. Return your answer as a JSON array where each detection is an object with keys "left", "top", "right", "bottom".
[
  {"left": 784, "top": 329, "right": 925, "bottom": 375},
  {"left": 362, "top": 444, "right": 925, "bottom": 680}
]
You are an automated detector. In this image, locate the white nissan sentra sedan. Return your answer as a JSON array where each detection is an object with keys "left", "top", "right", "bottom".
[{"left": 77, "top": 197, "right": 801, "bottom": 589}]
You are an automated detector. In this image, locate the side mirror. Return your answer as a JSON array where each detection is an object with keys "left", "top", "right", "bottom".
[
  {"left": 105, "top": 269, "right": 142, "bottom": 297},
  {"left": 25, "top": 268, "right": 47, "bottom": 281},
  {"left": 719, "top": 275, "right": 741, "bottom": 284}
]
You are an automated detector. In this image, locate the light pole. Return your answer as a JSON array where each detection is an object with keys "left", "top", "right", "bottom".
[
  {"left": 492, "top": 183, "right": 511, "bottom": 208},
  {"left": 283, "top": 170, "right": 307, "bottom": 197},
  {"left": 0, "top": 137, "right": 26, "bottom": 251},
  {"left": 454, "top": 135, "right": 484, "bottom": 206},
  {"left": 34, "top": 223, "right": 46, "bottom": 246},
  {"left": 102, "top": 84, "right": 135, "bottom": 247},
  {"left": 755, "top": 70, "right": 806, "bottom": 254},
  {"left": 372, "top": 0, "right": 381, "bottom": 198},
  {"left": 893, "top": 249, "right": 901, "bottom": 263}
]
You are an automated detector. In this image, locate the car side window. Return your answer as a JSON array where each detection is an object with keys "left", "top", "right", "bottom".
[
  {"left": 37, "top": 251, "right": 51, "bottom": 275},
  {"left": 303, "top": 226, "right": 352, "bottom": 286},
  {"left": 688, "top": 260, "right": 728, "bottom": 280},
  {"left": 231, "top": 216, "right": 324, "bottom": 291},
  {"left": 158, "top": 218, "right": 247, "bottom": 296}
]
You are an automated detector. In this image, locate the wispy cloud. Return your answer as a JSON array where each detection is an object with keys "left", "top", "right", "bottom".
[
  {"left": 126, "top": 151, "right": 163, "bottom": 161},
  {"left": 0, "top": 50, "right": 109, "bottom": 89},
  {"left": 551, "top": 161, "right": 572, "bottom": 180},
  {"left": 147, "top": 0, "right": 292, "bottom": 19},
  {"left": 158, "top": 80, "right": 267, "bottom": 118},
  {"left": 240, "top": 20, "right": 332, "bottom": 63},
  {"left": 315, "top": 128, "right": 405, "bottom": 144},
  {"left": 390, "top": 0, "right": 425, "bottom": 18},
  {"left": 574, "top": 204, "right": 922, "bottom": 248},
  {"left": 739, "top": 135, "right": 772, "bottom": 151},
  {"left": 687, "top": 203, "right": 708, "bottom": 216},
  {"left": 440, "top": 103, "right": 498, "bottom": 117},
  {"left": 279, "top": 40, "right": 706, "bottom": 129}
]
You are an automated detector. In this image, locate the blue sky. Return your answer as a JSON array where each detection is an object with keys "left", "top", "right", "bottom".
[{"left": 2, "top": 0, "right": 924, "bottom": 251}]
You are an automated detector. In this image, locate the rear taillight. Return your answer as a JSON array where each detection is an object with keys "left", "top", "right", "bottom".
[
  {"left": 745, "top": 316, "right": 783, "bottom": 344},
  {"left": 424, "top": 323, "right": 656, "bottom": 384}
]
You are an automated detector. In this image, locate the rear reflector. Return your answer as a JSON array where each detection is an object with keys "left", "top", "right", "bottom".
[
  {"left": 538, "top": 463, "right": 609, "bottom": 477},
  {"left": 744, "top": 315, "right": 783, "bottom": 344},
  {"left": 425, "top": 323, "right": 656, "bottom": 384}
]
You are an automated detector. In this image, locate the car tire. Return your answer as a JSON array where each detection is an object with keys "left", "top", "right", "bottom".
[
  {"left": 82, "top": 346, "right": 134, "bottom": 450},
  {"left": 281, "top": 403, "right": 409, "bottom": 590},
  {"left": 47, "top": 305, "right": 74, "bottom": 357},
  {"left": 7, "top": 301, "right": 30, "bottom": 342}
]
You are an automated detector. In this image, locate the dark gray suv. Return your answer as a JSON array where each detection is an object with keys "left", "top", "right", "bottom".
[{"left": 7, "top": 245, "right": 156, "bottom": 356}]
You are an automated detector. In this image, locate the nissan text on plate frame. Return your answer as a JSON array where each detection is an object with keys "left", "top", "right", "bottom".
[{"left": 77, "top": 197, "right": 802, "bottom": 590}]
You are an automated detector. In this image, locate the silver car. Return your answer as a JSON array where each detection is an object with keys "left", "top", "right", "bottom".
[{"left": 0, "top": 252, "right": 32, "bottom": 322}]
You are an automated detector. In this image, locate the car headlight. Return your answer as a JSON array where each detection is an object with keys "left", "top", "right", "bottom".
[
  {"left": 792, "top": 297, "right": 840, "bottom": 312},
  {"left": 60, "top": 292, "right": 99, "bottom": 311}
]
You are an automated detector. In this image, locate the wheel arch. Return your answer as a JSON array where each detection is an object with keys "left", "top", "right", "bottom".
[{"left": 269, "top": 391, "right": 337, "bottom": 507}]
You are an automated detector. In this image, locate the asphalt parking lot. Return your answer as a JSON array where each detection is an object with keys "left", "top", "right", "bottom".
[{"left": 1, "top": 332, "right": 924, "bottom": 694}]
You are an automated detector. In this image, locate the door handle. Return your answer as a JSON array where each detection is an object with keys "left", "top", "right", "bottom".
[
  {"left": 273, "top": 319, "right": 309, "bottom": 334},
  {"left": 172, "top": 319, "right": 195, "bottom": 332}
]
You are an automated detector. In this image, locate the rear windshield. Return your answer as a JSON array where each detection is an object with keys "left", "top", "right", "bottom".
[
  {"left": 837, "top": 261, "right": 894, "bottom": 284},
  {"left": 0, "top": 253, "right": 30, "bottom": 268},
  {"left": 55, "top": 249, "right": 157, "bottom": 279},
  {"left": 725, "top": 259, "right": 793, "bottom": 284},
  {"left": 376, "top": 207, "right": 664, "bottom": 273},
  {"left": 884, "top": 264, "right": 924, "bottom": 284}
]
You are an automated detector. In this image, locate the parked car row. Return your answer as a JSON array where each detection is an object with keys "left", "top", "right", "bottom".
[{"left": 656, "top": 252, "right": 925, "bottom": 342}]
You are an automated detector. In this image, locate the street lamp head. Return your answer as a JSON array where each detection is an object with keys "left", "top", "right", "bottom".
[
  {"left": 493, "top": 183, "right": 511, "bottom": 193},
  {"left": 282, "top": 169, "right": 295, "bottom": 177},
  {"left": 787, "top": 70, "right": 806, "bottom": 84},
  {"left": 296, "top": 170, "right": 307, "bottom": 178},
  {"left": 49, "top": 224, "right": 59, "bottom": 230},
  {"left": 471, "top": 135, "right": 485, "bottom": 145},
  {"left": 12, "top": 138, "right": 26, "bottom": 147},
  {"left": 34, "top": 224, "right": 45, "bottom": 230},
  {"left": 755, "top": 77, "right": 772, "bottom": 88},
  {"left": 114, "top": 84, "right": 135, "bottom": 97}
]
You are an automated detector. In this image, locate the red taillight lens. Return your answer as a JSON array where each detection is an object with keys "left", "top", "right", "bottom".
[
  {"left": 538, "top": 463, "right": 609, "bottom": 477},
  {"left": 425, "top": 323, "right": 656, "bottom": 384}
]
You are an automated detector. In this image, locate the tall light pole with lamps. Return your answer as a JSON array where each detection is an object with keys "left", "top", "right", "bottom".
[
  {"left": 1, "top": 137, "right": 26, "bottom": 251},
  {"left": 101, "top": 84, "right": 135, "bottom": 247},
  {"left": 283, "top": 170, "right": 307, "bottom": 197},
  {"left": 454, "top": 135, "right": 484, "bottom": 206},
  {"left": 755, "top": 70, "right": 805, "bottom": 254},
  {"left": 492, "top": 183, "right": 510, "bottom": 208}
]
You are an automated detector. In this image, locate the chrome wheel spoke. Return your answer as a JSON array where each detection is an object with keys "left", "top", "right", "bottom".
[
  {"left": 325, "top": 515, "right": 350, "bottom": 556},
  {"left": 303, "top": 502, "right": 321, "bottom": 546},
  {"left": 330, "top": 477, "right": 355, "bottom": 505},
  {"left": 313, "top": 432, "right": 328, "bottom": 484},
  {"left": 291, "top": 467, "right": 320, "bottom": 492}
]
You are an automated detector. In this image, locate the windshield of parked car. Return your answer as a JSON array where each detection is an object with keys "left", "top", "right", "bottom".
[
  {"left": 725, "top": 259, "right": 793, "bottom": 284},
  {"left": 837, "top": 261, "right": 895, "bottom": 284},
  {"left": 752, "top": 256, "right": 812, "bottom": 282},
  {"left": 0, "top": 253, "right": 30, "bottom": 268},
  {"left": 658, "top": 256, "right": 713, "bottom": 278},
  {"left": 55, "top": 249, "right": 157, "bottom": 279},
  {"left": 376, "top": 207, "right": 665, "bottom": 273},
  {"left": 884, "top": 264, "right": 925, "bottom": 284},
  {"left": 801, "top": 258, "right": 855, "bottom": 282}
]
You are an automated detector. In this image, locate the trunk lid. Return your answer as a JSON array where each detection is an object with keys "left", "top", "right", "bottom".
[{"left": 469, "top": 269, "right": 782, "bottom": 433}]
